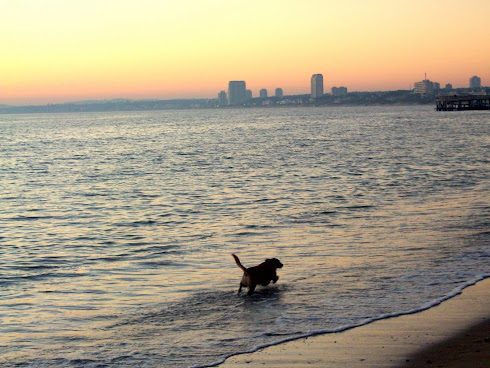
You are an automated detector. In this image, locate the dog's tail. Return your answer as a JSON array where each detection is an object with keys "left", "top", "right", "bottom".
[{"left": 232, "top": 254, "right": 247, "bottom": 272}]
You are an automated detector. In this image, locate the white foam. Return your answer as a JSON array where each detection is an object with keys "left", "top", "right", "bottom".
[{"left": 190, "top": 274, "right": 488, "bottom": 368}]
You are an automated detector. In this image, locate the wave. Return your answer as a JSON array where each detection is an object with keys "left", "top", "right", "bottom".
[{"left": 191, "top": 274, "right": 489, "bottom": 368}]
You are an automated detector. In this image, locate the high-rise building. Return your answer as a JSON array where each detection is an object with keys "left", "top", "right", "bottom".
[
  {"left": 469, "top": 75, "right": 481, "bottom": 89},
  {"left": 413, "top": 79, "right": 434, "bottom": 96},
  {"left": 228, "top": 81, "right": 247, "bottom": 105},
  {"left": 445, "top": 83, "right": 453, "bottom": 91},
  {"left": 218, "top": 90, "right": 228, "bottom": 106},
  {"left": 259, "top": 89, "right": 268, "bottom": 98},
  {"left": 331, "top": 86, "right": 348, "bottom": 96},
  {"left": 311, "top": 74, "right": 323, "bottom": 99},
  {"left": 275, "top": 88, "right": 283, "bottom": 98},
  {"left": 246, "top": 89, "right": 253, "bottom": 100}
]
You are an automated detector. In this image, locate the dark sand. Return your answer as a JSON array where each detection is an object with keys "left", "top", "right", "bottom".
[
  {"left": 219, "top": 278, "right": 489, "bottom": 367},
  {"left": 399, "top": 318, "right": 489, "bottom": 368}
]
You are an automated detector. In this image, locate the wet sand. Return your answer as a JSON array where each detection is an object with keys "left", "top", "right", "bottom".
[{"left": 219, "top": 278, "right": 489, "bottom": 367}]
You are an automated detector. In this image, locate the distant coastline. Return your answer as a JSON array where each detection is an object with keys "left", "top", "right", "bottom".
[{"left": 1, "top": 88, "right": 488, "bottom": 114}]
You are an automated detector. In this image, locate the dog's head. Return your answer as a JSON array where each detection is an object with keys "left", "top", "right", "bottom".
[{"left": 266, "top": 258, "right": 283, "bottom": 269}]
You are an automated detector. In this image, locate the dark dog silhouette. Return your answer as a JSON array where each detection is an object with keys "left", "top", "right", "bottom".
[{"left": 232, "top": 254, "right": 283, "bottom": 295}]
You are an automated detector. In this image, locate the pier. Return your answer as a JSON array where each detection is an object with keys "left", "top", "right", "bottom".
[{"left": 436, "top": 94, "right": 490, "bottom": 111}]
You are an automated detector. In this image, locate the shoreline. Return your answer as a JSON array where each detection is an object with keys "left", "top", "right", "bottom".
[
  {"left": 0, "top": 100, "right": 437, "bottom": 115},
  {"left": 216, "top": 277, "right": 489, "bottom": 367}
]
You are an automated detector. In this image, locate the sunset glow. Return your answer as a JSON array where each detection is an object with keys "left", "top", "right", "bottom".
[{"left": 1, "top": 0, "right": 489, "bottom": 105}]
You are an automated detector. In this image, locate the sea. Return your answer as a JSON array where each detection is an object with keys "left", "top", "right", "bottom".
[{"left": 0, "top": 106, "right": 488, "bottom": 367}]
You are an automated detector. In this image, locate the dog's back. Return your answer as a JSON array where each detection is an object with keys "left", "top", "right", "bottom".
[{"left": 247, "top": 260, "right": 278, "bottom": 285}]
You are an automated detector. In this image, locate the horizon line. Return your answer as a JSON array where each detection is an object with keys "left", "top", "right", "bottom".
[{"left": 3, "top": 86, "right": 489, "bottom": 108}]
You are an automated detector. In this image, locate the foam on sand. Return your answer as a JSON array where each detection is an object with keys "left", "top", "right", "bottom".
[{"left": 197, "top": 274, "right": 489, "bottom": 368}]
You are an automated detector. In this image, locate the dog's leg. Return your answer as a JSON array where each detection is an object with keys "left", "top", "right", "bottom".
[
  {"left": 238, "top": 283, "right": 243, "bottom": 294},
  {"left": 247, "top": 283, "right": 256, "bottom": 296},
  {"left": 273, "top": 275, "right": 279, "bottom": 283}
]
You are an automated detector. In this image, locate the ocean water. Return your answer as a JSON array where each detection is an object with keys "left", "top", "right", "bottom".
[{"left": 0, "top": 106, "right": 488, "bottom": 367}]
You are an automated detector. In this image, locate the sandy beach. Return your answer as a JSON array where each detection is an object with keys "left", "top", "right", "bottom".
[{"left": 219, "top": 278, "right": 489, "bottom": 367}]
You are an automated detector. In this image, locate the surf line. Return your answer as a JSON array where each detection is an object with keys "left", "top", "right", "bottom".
[{"left": 191, "top": 274, "right": 489, "bottom": 368}]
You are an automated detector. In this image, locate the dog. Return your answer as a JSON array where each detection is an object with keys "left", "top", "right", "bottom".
[{"left": 232, "top": 254, "right": 283, "bottom": 295}]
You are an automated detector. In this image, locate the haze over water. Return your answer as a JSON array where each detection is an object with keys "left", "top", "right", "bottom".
[{"left": 0, "top": 106, "right": 489, "bottom": 367}]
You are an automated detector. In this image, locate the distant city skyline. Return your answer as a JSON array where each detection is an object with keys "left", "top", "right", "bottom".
[
  {"left": 413, "top": 74, "right": 483, "bottom": 96},
  {"left": 219, "top": 72, "right": 483, "bottom": 103},
  {"left": 1, "top": 1, "right": 489, "bottom": 105},
  {"left": 4, "top": 69, "right": 486, "bottom": 106}
]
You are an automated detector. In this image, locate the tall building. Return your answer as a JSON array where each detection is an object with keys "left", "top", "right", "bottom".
[
  {"left": 228, "top": 81, "right": 247, "bottom": 105},
  {"left": 311, "top": 74, "right": 324, "bottom": 99},
  {"left": 218, "top": 90, "right": 228, "bottom": 106},
  {"left": 331, "top": 86, "right": 348, "bottom": 96},
  {"left": 259, "top": 89, "right": 268, "bottom": 98},
  {"left": 246, "top": 89, "right": 253, "bottom": 100},
  {"left": 413, "top": 79, "right": 434, "bottom": 96},
  {"left": 469, "top": 75, "right": 481, "bottom": 89},
  {"left": 275, "top": 88, "right": 283, "bottom": 98},
  {"left": 445, "top": 83, "right": 453, "bottom": 91}
]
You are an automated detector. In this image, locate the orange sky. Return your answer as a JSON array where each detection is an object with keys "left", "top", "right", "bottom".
[{"left": 1, "top": 0, "right": 489, "bottom": 105}]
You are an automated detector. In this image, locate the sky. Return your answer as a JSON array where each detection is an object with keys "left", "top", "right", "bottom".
[{"left": 1, "top": 0, "right": 489, "bottom": 105}]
